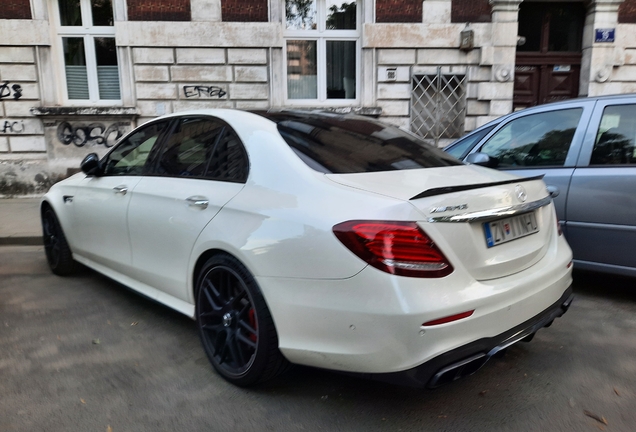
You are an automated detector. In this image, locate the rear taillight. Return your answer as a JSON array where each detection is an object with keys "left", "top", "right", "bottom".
[{"left": 332, "top": 220, "right": 453, "bottom": 278}]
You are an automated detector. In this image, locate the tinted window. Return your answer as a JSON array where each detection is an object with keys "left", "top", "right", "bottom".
[
  {"left": 480, "top": 108, "right": 582, "bottom": 168},
  {"left": 154, "top": 117, "right": 249, "bottom": 182},
  {"left": 206, "top": 129, "right": 249, "bottom": 182},
  {"left": 157, "top": 117, "right": 225, "bottom": 178},
  {"left": 258, "top": 112, "right": 461, "bottom": 174},
  {"left": 103, "top": 121, "right": 166, "bottom": 176},
  {"left": 591, "top": 104, "right": 636, "bottom": 165}
]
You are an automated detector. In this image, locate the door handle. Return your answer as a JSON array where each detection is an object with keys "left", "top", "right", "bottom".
[
  {"left": 186, "top": 196, "right": 209, "bottom": 210},
  {"left": 113, "top": 185, "right": 128, "bottom": 195},
  {"left": 547, "top": 185, "right": 560, "bottom": 199}
]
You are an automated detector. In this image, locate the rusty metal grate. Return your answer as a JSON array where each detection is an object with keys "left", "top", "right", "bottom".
[{"left": 411, "top": 68, "right": 466, "bottom": 146}]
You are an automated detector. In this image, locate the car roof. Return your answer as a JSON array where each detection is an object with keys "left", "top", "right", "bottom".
[
  {"left": 450, "top": 93, "right": 636, "bottom": 144},
  {"left": 501, "top": 93, "right": 636, "bottom": 117}
]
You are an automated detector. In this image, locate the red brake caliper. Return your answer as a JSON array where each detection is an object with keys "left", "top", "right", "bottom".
[{"left": 248, "top": 308, "right": 257, "bottom": 342}]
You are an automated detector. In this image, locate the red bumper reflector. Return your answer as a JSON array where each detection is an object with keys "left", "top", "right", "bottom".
[
  {"left": 567, "top": 261, "right": 573, "bottom": 268},
  {"left": 422, "top": 310, "right": 474, "bottom": 326}
]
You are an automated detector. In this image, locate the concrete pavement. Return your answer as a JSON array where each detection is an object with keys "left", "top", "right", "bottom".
[
  {"left": 0, "top": 198, "right": 43, "bottom": 245},
  {"left": 2, "top": 246, "right": 636, "bottom": 431}
]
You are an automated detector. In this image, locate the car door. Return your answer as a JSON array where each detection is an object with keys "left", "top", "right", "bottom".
[
  {"left": 127, "top": 116, "right": 248, "bottom": 304},
  {"left": 566, "top": 99, "right": 636, "bottom": 273},
  {"left": 71, "top": 120, "right": 169, "bottom": 275},
  {"left": 468, "top": 101, "right": 594, "bottom": 225}
]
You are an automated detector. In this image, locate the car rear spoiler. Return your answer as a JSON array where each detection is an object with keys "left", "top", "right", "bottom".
[{"left": 409, "top": 174, "right": 545, "bottom": 200}]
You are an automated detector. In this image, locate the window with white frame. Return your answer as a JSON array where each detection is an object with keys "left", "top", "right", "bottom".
[
  {"left": 55, "top": 0, "right": 121, "bottom": 103},
  {"left": 284, "top": 0, "right": 359, "bottom": 104}
]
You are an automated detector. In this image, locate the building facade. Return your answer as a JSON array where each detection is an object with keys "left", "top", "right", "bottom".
[{"left": 1, "top": 0, "right": 635, "bottom": 195}]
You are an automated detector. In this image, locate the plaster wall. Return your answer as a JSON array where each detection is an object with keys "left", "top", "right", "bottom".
[{"left": 0, "top": 42, "right": 53, "bottom": 197}]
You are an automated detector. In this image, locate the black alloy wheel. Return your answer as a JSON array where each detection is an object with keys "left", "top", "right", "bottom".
[
  {"left": 42, "top": 207, "right": 75, "bottom": 276},
  {"left": 196, "top": 254, "right": 289, "bottom": 386}
]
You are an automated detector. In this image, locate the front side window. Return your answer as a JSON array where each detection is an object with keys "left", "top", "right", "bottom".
[
  {"left": 591, "top": 105, "right": 636, "bottom": 165},
  {"left": 104, "top": 122, "right": 167, "bottom": 176},
  {"left": 284, "top": 1, "right": 359, "bottom": 104},
  {"left": 479, "top": 109, "right": 582, "bottom": 168},
  {"left": 56, "top": 0, "right": 121, "bottom": 103},
  {"left": 445, "top": 124, "right": 497, "bottom": 159}
]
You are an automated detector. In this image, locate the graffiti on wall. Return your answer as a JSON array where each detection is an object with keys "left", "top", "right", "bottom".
[
  {"left": 1, "top": 120, "right": 24, "bottom": 134},
  {"left": 183, "top": 85, "right": 227, "bottom": 99},
  {"left": 0, "top": 81, "right": 23, "bottom": 100},
  {"left": 57, "top": 121, "right": 129, "bottom": 147}
]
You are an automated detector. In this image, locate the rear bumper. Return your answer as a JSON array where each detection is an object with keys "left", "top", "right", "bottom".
[{"left": 366, "top": 285, "right": 574, "bottom": 388}]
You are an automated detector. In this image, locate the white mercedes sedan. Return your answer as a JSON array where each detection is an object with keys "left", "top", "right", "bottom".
[{"left": 41, "top": 110, "right": 574, "bottom": 388}]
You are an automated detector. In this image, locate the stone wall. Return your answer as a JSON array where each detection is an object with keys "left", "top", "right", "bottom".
[
  {"left": 0, "top": 42, "right": 55, "bottom": 197},
  {"left": 364, "top": 20, "right": 496, "bottom": 136},
  {"left": 132, "top": 46, "right": 270, "bottom": 124},
  {"left": 587, "top": 24, "right": 636, "bottom": 94}
]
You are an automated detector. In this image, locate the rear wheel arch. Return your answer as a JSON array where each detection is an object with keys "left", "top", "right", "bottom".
[
  {"left": 193, "top": 249, "right": 229, "bottom": 298},
  {"left": 193, "top": 250, "right": 291, "bottom": 385}
]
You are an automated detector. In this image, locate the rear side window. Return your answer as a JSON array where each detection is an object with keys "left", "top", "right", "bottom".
[
  {"left": 206, "top": 129, "right": 249, "bottom": 182},
  {"left": 591, "top": 104, "right": 636, "bottom": 165},
  {"left": 262, "top": 113, "right": 461, "bottom": 174},
  {"left": 479, "top": 108, "right": 582, "bottom": 168},
  {"left": 154, "top": 117, "right": 248, "bottom": 182},
  {"left": 157, "top": 117, "right": 225, "bottom": 178}
]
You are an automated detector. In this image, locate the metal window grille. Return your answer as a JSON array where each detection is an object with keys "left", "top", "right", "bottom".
[{"left": 411, "top": 68, "right": 467, "bottom": 146}]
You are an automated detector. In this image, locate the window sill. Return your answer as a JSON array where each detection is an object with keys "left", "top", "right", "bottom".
[
  {"left": 30, "top": 107, "right": 139, "bottom": 117},
  {"left": 288, "top": 106, "right": 382, "bottom": 117}
]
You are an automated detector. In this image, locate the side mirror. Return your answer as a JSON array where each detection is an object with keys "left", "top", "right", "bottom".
[
  {"left": 81, "top": 153, "right": 102, "bottom": 176},
  {"left": 466, "top": 152, "right": 498, "bottom": 168}
]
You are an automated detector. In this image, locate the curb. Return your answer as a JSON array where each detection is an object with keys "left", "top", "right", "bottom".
[{"left": 0, "top": 237, "right": 43, "bottom": 246}]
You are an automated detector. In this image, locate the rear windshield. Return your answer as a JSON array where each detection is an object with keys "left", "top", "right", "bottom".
[{"left": 255, "top": 111, "right": 462, "bottom": 174}]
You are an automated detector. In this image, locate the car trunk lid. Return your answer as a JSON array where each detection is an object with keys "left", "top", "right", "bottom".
[{"left": 326, "top": 165, "right": 555, "bottom": 280}]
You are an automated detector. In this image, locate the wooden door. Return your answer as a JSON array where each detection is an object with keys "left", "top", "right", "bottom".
[{"left": 514, "top": 3, "right": 585, "bottom": 110}]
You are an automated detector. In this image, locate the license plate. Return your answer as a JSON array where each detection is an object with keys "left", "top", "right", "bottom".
[{"left": 483, "top": 212, "right": 539, "bottom": 248}]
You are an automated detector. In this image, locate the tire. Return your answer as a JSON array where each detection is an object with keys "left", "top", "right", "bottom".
[
  {"left": 41, "top": 207, "right": 75, "bottom": 276},
  {"left": 195, "top": 254, "right": 290, "bottom": 386}
]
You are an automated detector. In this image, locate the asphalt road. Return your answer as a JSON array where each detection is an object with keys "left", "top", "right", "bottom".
[{"left": 2, "top": 246, "right": 636, "bottom": 432}]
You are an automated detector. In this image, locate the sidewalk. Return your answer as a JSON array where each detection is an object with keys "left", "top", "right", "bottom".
[{"left": 0, "top": 198, "right": 43, "bottom": 245}]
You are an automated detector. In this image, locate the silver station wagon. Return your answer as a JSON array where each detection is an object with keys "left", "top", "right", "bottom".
[{"left": 445, "top": 94, "right": 636, "bottom": 278}]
